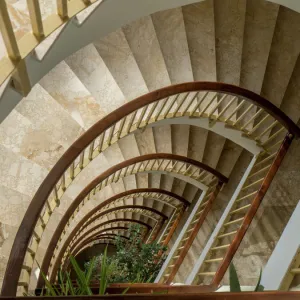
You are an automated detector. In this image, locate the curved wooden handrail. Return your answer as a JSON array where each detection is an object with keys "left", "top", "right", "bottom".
[
  {"left": 67, "top": 218, "right": 151, "bottom": 255},
  {"left": 67, "top": 230, "right": 134, "bottom": 264},
  {"left": 3, "top": 82, "right": 299, "bottom": 296},
  {"left": 70, "top": 234, "right": 131, "bottom": 259},
  {"left": 75, "top": 233, "right": 129, "bottom": 255},
  {"left": 76, "top": 241, "right": 116, "bottom": 253},
  {"left": 64, "top": 226, "right": 131, "bottom": 270},
  {"left": 50, "top": 205, "right": 167, "bottom": 282},
  {"left": 75, "top": 234, "right": 128, "bottom": 250},
  {"left": 37, "top": 188, "right": 183, "bottom": 288},
  {"left": 47, "top": 153, "right": 216, "bottom": 257},
  {"left": 73, "top": 190, "right": 184, "bottom": 237}
]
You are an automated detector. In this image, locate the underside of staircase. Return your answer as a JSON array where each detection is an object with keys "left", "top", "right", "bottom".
[{"left": 0, "top": 0, "right": 300, "bottom": 296}]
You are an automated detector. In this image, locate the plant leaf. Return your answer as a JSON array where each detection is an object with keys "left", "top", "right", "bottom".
[
  {"left": 69, "top": 255, "right": 92, "bottom": 295},
  {"left": 86, "top": 256, "right": 96, "bottom": 286},
  {"left": 229, "top": 263, "right": 241, "bottom": 292},
  {"left": 58, "top": 268, "right": 67, "bottom": 295},
  {"left": 36, "top": 261, "right": 57, "bottom": 296},
  {"left": 99, "top": 246, "right": 108, "bottom": 295},
  {"left": 254, "top": 268, "right": 264, "bottom": 292},
  {"left": 122, "top": 286, "right": 130, "bottom": 294},
  {"left": 66, "top": 271, "right": 76, "bottom": 295}
]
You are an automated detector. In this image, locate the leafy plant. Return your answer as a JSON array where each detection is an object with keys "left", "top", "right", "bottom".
[
  {"left": 35, "top": 246, "right": 129, "bottom": 296},
  {"left": 85, "top": 224, "right": 167, "bottom": 283},
  {"left": 229, "top": 262, "right": 264, "bottom": 292},
  {"left": 35, "top": 225, "right": 167, "bottom": 296}
]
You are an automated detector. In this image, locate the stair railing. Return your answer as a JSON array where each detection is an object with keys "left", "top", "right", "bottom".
[
  {"left": 2, "top": 82, "right": 300, "bottom": 296},
  {"left": 52, "top": 205, "right": 167, "bottom": 280},
  {"left": 64, "top": 206, "right": 170, "bottom": 258},
  {"left": 186, "top": 133, "right": 293, "bottom": 286},
  {"left": 66, "top": 219, "right": 151, "bottom": 258},
  {"left": 37, "top": 153, "right": 226, "bottom": 289},
  {"left": 0, "top": 0, "right": 102, "bottom": 94},
  {"left": 38, "top": 188, "right": 190, "bottom": 288},
  {"left": 160, "top": 181, "right": 224, "bottom": 284}
]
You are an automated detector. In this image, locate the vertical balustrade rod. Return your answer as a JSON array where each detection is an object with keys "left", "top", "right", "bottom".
[
  {"left": 27, "top": 0, "right": 44, "bottom": 39},
  {"left": 57, "top": 0, "right": 68, "bottom": 19},
  {"left": 0, "top": 1, "right": 20, "bottom": 60}
]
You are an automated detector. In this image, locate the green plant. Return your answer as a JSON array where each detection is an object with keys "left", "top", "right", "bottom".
[
  {"left": 229, "top": 262, "right": 264, "bottom": 292},
  {"left": 35, "top": 246, "right": 129, "bottom": 296},
  {"left": 85, "top": 224, "right": 167, "bottom": 283}
]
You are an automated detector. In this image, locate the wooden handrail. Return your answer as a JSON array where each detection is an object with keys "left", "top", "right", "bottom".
[
  {"left": 65, "top": 226, "right": 131, "bottom": 269},
  {"left": 77, "top": 217, "right": 152, "bottom": 239},
  {"left": 74, "top": 234, "right": 128, "bottom": 251},
  {"left": 69, "top": 218, "right": 151, "bottom": 253},
  {"left": 36, "top": 283, "right": 217, "bottom": 296},
  {"left": 165, "top": 182, "right": 223, "bottom": 284},
  {"left": 66, "top": 219, "right": 151, "bottom": 257},
  {"left": 3, "top": 82, "right": 299, "bottom": 296},
  {"left": 51, "top": 205, "right": 168, "bottom": 282},
  {"left": 161, "top": 207, "right": 185, "bottom": 246},
  {"left": 74, "top": 234, "right": 129, "bottom": 257},
  {"left": 63, "top": 228, "right": 133, "bottom": 271},
  {"left": 212, "top": 133, "right": 294, "bottom": 285},
  {"left": 33, "top": 291, "right": 300, "bottom": 299},
  {"left": 37, "top": 188, "right": 187, "bottom": 288},
  {"left": 149, "top": 221, "right": 165, "bottom": 243},
  {"left": 61, "top": 189, "right": 182, "bottom": 242},
  {"left": 80, "top": 233, "right": 129, "bottom": 244}
]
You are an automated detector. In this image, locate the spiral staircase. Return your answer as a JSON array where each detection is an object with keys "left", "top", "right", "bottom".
[{"left": 0, "top": 0, "right": 300, "bottom": 298}]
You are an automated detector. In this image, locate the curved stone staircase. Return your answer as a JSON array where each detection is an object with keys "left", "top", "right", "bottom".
[{"left": 0, "top": 0, "right": 300, "bottom": 294}]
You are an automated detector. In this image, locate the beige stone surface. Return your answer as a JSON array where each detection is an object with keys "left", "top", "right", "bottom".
[
  {"left": 171, "top": 124, "right": 190, "bottom": 157},
  {"left": 182, "top": 185, "right": 199, "bottom": 203},
  {"left": 63, "top": 152, "right": 110, "bottom": 199},
  {"left": 94, "top": 29, "right": 149, "bottom": 100},
  {"left": 151, "top": 7, "right": 193, "bottom": 83},
  {"left": 0, "top": 223, "right": 18, "bottom": 259},
  {"left": 40, "top": 59, "right": 106, "bottom": 130},
  {"left": 118, "top": 135, "right": 140, "bottom": 159},
  {"left": 136, "top": 173, "right": 149, "bottom": 189},
  {"left": 160, "top": 174, "right": 174, "bottom": 192},
  {"left": 15, "top": 84, "right": 84, "bottom": 166},
  {"left": 171, "top": 178, "right": 187, "bottom": 197},
  {"left": 0, "top": 185, "right": 30, "bottom": 228},
  {"left": 123, "top": 16, "right": 171, "bottom": 91},
  {"left": 240, "top": 0, "right": 279, "bottom": 94},
  {"left": 65, "top": 44, "right": 126, "bottom": 116},
  {"left": 0, "top": 108, "right": 66, "bottom": 170},
  {"left": 182, "top": 0, "right": 216, "bottom": 81},
  {"left": 214, "top": 0, "right": 246, "bottom": 85},
  {"left": 202, "top": 132, "right": 226, "bottom": 169},
  {"left": 153, "top": 125, "right": 172, "bottom": 153},
  {"left": 261, "top": 6, "right": 300, "bottom": 107},
  {"left": 134, "top": 128, "right": 156, "bottom": 154},
  {"left": 187, "top": 126, "right": 208, "bottom": 162},
  {"left": 280, "top": 56, "right": 300, "bottom": 123},
  {"left": 216, "top": 140, "right": 243, "bottom": 177},
  {"left": 0, "top": 144, "right": 47, "bottom": 197}
]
